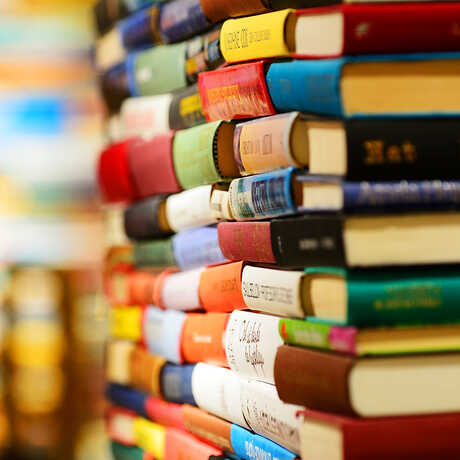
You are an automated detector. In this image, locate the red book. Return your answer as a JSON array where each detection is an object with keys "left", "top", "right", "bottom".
[
  {"left": 301, "top": 409, "right": 460, "bottom": 460},
  {"left": 165, "top": 427, "right": 223, "bottom": 460},
  {"left": 97, "top": 139, "right": 136, "bottom": 203},
  {"left": 294, "top": 3, "right": 460, "bottom": 58},
  {"left": 145, "top": 397, "right": 186, "bottom": 432},
  {"left": 198, "top": 61, "right": 276, "bottom": 122},
  {"left": 217, "top": 221, "right": 276, "bottom": 264},
  {"left": 127, "top": 132, "right": 182, "bottom": 199}
]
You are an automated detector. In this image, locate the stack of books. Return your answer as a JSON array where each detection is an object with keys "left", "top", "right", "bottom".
[{"left": 95, "top": 0, "right": 460, "bottom": 458}]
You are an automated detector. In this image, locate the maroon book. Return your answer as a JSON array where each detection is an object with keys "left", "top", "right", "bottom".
[{"left": 301, "top": 409, "right": 460, "bottom": 460}]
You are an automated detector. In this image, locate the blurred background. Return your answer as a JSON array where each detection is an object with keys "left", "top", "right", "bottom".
[{"left": 0, "top": 1, "right": 109, "bottom": 459}]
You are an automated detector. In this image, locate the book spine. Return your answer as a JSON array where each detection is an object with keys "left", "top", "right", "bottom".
[
  {"left": 242, "top": 265, "right": 305, "bottom": 317},
  {"left": 145, "top": 397, "right": 186, "bottom": 431},
  {"left": 279, "top": 319, "right": 358, "bottom": 355},
  {"left": 134, "top": 238, "right": 176, "bottom": 267},
  {"left": 200, "top": 0, "right": 268, "bottom": 23},
  {"left": 134, "top": 418, "right": 166, "bottom": 459},
  {"left": 191, "top": 363, "right": 250, "bottom": 429},
  {"left": 173, "top": 227, "right": 227, "bottom": 271},
  {"left": 94, "top": 0, "right": 127, "bottom": 36},
  {"left": 345, "top": 118, "right": 460, "bottom": 181},
  {"left": 274, "top": 345, "right": 356, "bottom": 416},
  {"left": 111, "top": 442, "right": 150, "bottom": 460},
  {"left": 120, "top": 93, "right": 172, "bottom": 139},
  {"left": 160, "top": 363, "right": 196, "bottom": 405},
  {"left": 165, "top": 185, "right": 216, "bottom": 232},
  {"left": 120, "top": 6, "right": 159, "bottom": 50},
  {"left": 217, "top": 221, "right": 276, "bottom": 264},
  {"left": 228, "top": 167, "right": 297, "bottom": 221},
  {"left": 343, "top": 180, "right": 460, "bottom": 210},
  {"left": 342, "top": 3, "right": 460, "bottom": 56},
  {"left": 165, "top": 427, "right": 223, "bottom": 460},
  {"left": 220, "top": 9, "right": 292, "bottom": 63},
  {"left": 100, "top": 61, "right": 132, "bottom": 113},
  {"left": 240, "top": 379, "right": 302, "bottom": 454},
  {"left": 106, "top": 341, "right": 136, "bottom": 385},
  {"left": 230, "top": 425, "right": 297, "bottom": 460},
  {"left": 133, "top": 43, "right": 187, "bottom": 97},
  {"left": 210, "top": 185, "right": 233, "bottom": 221},
  {"left": 124, "top": 196, "right": 170, "bottom": 241},
  {"left": 129, "top": 347, "right": 166, "bottom": 397},
  {"left": 110, "top": 306, "right": 144, "bottom": 342},
  {"left": 96, "top": 28, "right": 126, "bottom": 71},
  {"left": 159, "top": 0, "right": 210, "bottom": 44},
  {"left": 198, "top": 61, "right": 276, "bottom": 122},
  {"left": 107, "top": 407, "right": 137, "bottom": 446},
  {"left": 234, "top": 112, "right": 300, "bottom": 176},
  {"left": 182, "top": 405, "right": 233, "bottom": 452},
  {"left": 270, "top": 214, "right": 346, "bottom": 268},
  {"left": 169, "top": 84, "right": 207, "bottom": 130},
  {"left": 266, "top": 59, "right": 344, "bottom": 116},
  {"left": 143, "top": 307, "right": 186, "bottom": 364},
  {"left": 129, "top": 271, "right": 156, "bottom": 305},
  {"left": 181, "top": 313, "right": 229, "bottom": 366},
  {"left": 106, "top": 384, "right": 149, "bottom": 418},
  {"left": 224, "top": 310, "right": 283, "bottom": 384},
  {"left": 172, "top": 121, "right": 227, "bottom": 190},
  {"left": 160, "top": 268, "right": 204, "bottom": 311},
  {"left": 199, "top": 262, "right": 246, "bottom": 313},
  {"left": 346, "top": 268, "right": 460, "bottom": 327},
  {"left": 127, "top": 132, "right": 182, "bottom": 199}
]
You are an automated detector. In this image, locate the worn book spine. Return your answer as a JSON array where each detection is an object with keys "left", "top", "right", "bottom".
[
  {"left": 274, "top": 345, "right": 356, "bottom": 416},
  {"left": 172, "top": 227, "right": 227, "bottom": 270},
  {"left": 169, "top": 84, "right": 207, "bottom": 130},
  {"left": 106, "top": 384, "right": 149, "bottom": 418},
  {"left": 199, "top": 261, "right": 245, "bottom": 313},
  {"left": 145, "top": 397, "right": 186, "bottom": 431},
  {"left": 220, "top": 9, "right": 293, "bottom": 63},
  {"left": 166, "top": 185, "right": 217, "bottom": 232},
  {"left": 143, "top": 306, "right": 186, "bottom": 364},
  {"left": 240, "top": 378, "right": 302, "bottom": 454},
  {"left": 124, "top": 196, "right": 171, "bottom": 240},
  {"left": 160, "top": 268, "right": 204, "bottom": 311},
  {"left": 160, "top": 363, "right": 196, "bottom": 405},
  {"left": 159, "top": 0, "right": 210, "bottom": 44},
  {"left": 120, "top": 93, "right": 173, "bottom": 139},
  {"left": 271, "top": 214, "right": 347, "bottom": 268},
  {"left": 191, "top": 363, "right": 249, "bottom": 429},
  {"left": 134, "top": 237, "right": 176, "bottom": 267},
  {"left": 229, "top": 167, "right": 297, "bottom": 221},
  {"left": 230, "top": 424, "right": 297, "bottom": 460},
  {"left": 242, "top": 265, "right": 306, "bottom": 317},
  {"left": 225, "top": 310, "right": 283, "bottom": 384},
  {"left": 182, "top": 313, "right": 229, "bottom": 366},
  {"left": 134, "top": 418, "right": 166, "bottom": 459},
  {"left": 128, "top": 132, "right": 182, "bottom": 199},
  {"left": 199, "top": 61, "right": 276, "bottom": 121},
  {"left": 344, "top": 118, "right": 460, "bottom": 181},
  {"left": 234, "top": 112, "right": 302, "bottom": 176},
  {"left": 218, "top": 221, "right": 276, "bottom": 264},
  {"left": 110, "top": 306, "right": 144, "bottom": 342}
]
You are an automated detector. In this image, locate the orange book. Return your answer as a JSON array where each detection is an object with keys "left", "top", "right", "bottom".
[
  {"left": 129, "top": 347, "right": 166, "bottom": 398},
  {"left": 183, "top": 405, "right": 233, "bottom": 453},
  {"left": 165, "top": 427, "right": 223, "bottom": 460},
  {"left": 181, "top": 313, "right": 229, "bottom": 367},
  {"left": 129, "top": 271, "right": 157, "bottom": 305},
  {"left": 199, "top": 262, "right": 246, "bottom": 313}
]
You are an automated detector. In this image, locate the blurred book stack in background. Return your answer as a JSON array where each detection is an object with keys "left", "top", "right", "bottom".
[
  {"left": 0, "top": 1, "right": 109, "bottom": 460},
  {"left": 95, "top": 0, "right": 460, "bottom": 459}
]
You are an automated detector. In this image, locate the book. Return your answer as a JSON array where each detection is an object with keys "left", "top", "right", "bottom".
[
  {"left": 107, "top": 383, "right": 149, "bottom": 418},
  {"left": 274, "top": 345, "right": 460, "bottom": 417},
  {"left": 172, "top": 121, "right": 239, "bottom": 190},
  {"left": 280, "top": 318, "right": 460, "bottom": 356},
  {"left": 107, "top": 406, "right": 137, "bottom": 446},
  {"left": 110, "top": 307, "right": 144, "bottom": 342},
  {"left": 111, "top": 441, "right": 154, "bottom": 460},
  {"left": 106, "top": 341, "right": 136, "bottom": 386},
  {"left": 300, "top": 410, "right": 460, "bottom": 460},
  {"left": 301, "top": 266, "right": 460, "bottom": 327},
  {"left": 218, "top": 212, "right": 460, "bottom": 268},
  {"left": 100, "top": 61, "right": 132, "bottom": 113},
  {"left": 220, "top": 5, "right": 460, "bottom": 63},
  {"left": 169, "top": 84, "right": 207, "bottom": 130},
  {"left": 266, "top": 53, "right": 460, "bottom": 117},
  {"left": 228, "top": 169, "right": 460, "bottom": 220},
  {"left": 200, "top": 0, "right": 268, "bottom": 23}
]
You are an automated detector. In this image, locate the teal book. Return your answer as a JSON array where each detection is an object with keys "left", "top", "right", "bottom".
[
  {"left": 266, "top": 52, "right": 460, "bottom": 118},
  {"left": 305, "top": 266, "right": 460, "bottom": 327}
]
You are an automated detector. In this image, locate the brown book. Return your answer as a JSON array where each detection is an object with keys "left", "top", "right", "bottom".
[
  {"left": 274, "top": 345, "right": 460, "bottom": 417},
  {"left": 129, "top": 347, "right": 165, "bottom": 398}
]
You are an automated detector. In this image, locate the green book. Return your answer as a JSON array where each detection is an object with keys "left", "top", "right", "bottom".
[
  {"left": 112, "top": 442, "right": 144, "bottom": 460},
  {"left": 134, "top": 42, "right": 187, "bottom": 96},
  {"left": 134, "top": 238, "right": 176, "bottom": 267},
  {"left": 306, "top": 266, "right": 460, "bottom": 327},
  {"left": 173, "top": 121, "right": 237, "bottom": 190}
]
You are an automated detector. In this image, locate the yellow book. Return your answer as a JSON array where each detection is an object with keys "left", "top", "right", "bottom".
[
  {"left": 220, "top": 9, "right": 296, "bottom": 63},
  {"left": 110, "top": 306, "right": 143, "bottom": 342},
  {"left": 134, "top": 418, "right": 166, "bottom": 460}
]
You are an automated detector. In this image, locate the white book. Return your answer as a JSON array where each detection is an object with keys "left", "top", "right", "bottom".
[{"left": 160, "top": 268, "right": 204, "bottom": 311}]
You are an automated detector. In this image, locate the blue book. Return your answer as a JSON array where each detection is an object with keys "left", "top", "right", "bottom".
[
  {"left": 119, "top": 4, "right": 160, "bottom": 50},
  {"left": 106, "top": 384, "right": 148, "bottom": 418},
  {"left": 161, "top": 363, "right": 196, "bottom": 405},
  {"left": 266, "top": 52, "right": 460, "bottom": 118},
  {"left": 172, "top": 226, "right": 227, "bottom": 270}
]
